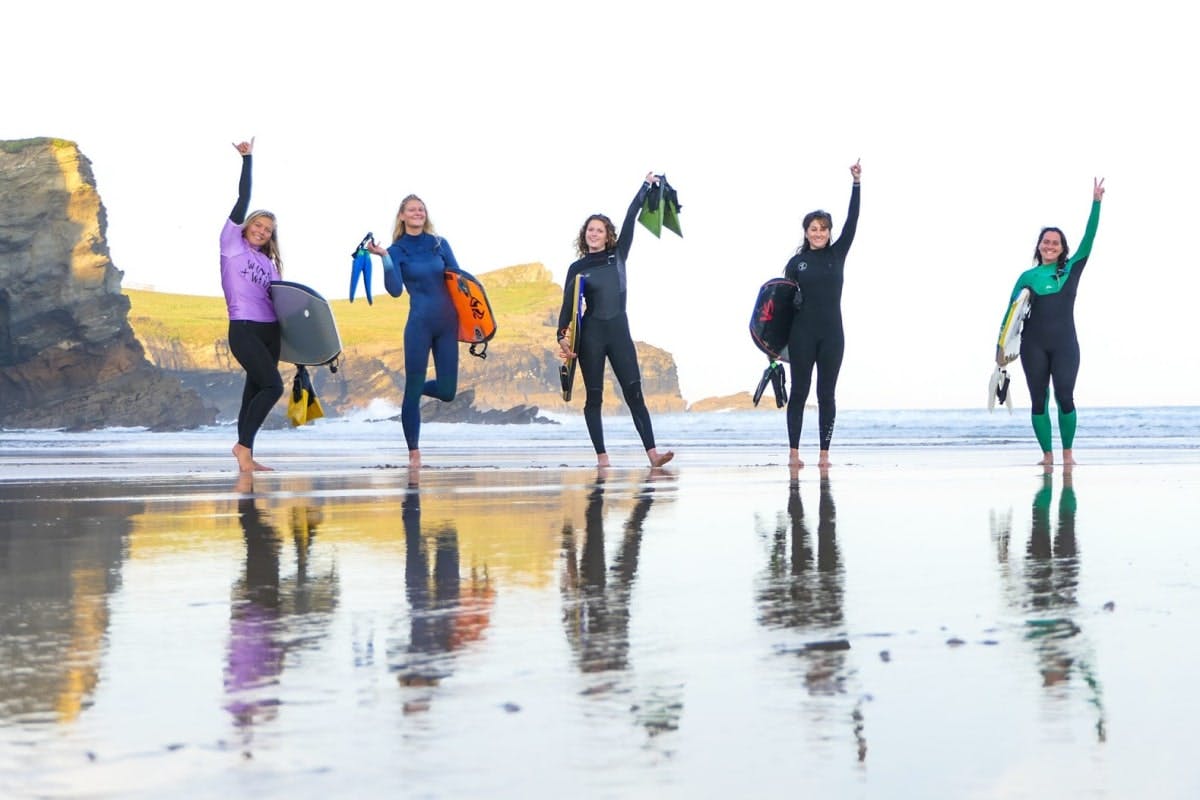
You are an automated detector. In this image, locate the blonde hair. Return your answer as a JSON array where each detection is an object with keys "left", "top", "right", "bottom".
[
  {"left": 243, "top": 209, "right": 283, "bottom": 275},
  {"left": 391, "top": 194, "right": 437, "bottom": 242}
]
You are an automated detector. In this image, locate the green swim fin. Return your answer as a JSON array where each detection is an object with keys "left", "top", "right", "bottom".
[{"left": 638, "top": 187, "right": 664, "bottom": 237}]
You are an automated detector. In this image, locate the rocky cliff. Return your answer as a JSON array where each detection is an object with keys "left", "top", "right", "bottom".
[
  {"left": 126, "top": 261, "right": 688, "bottom": 422},
  {"left": 0, "top": 139, "right": 214, "bottom": 430}
]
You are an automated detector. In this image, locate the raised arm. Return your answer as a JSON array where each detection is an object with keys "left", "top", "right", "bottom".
[
  {"left": 1071, "top": 177, "right": 1105, "bottom": 264},
  {"left": 230, "top": 138, "right": 254, "bottom": 224},
  {"left": 834, "top": 159, "right": 861, "bottom": 251},
  {"left": 615, "top": 172, "right": 656, "bottom": 263}
]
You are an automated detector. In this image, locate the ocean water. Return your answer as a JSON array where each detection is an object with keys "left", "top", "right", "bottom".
[{"left": 1, "top": 405, "right": 1197, "bottom": 470}]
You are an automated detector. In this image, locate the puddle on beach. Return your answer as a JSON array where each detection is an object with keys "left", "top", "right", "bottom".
[{"left": 2, "top": 462, "right": 1198, "bottom": 797}]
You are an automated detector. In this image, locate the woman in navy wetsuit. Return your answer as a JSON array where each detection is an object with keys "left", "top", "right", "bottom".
[
  {"left": 557, "top": 173, "right": 675, "bottom": 469},
  {"left": 368, "top": 195, "right": 460, "bottom": 469},
  {"left": 784, "top": 160, "right": 861, "bottom": 469},
  {"left": 996, "top": 178, "right": 1105, "bottom": 467}
]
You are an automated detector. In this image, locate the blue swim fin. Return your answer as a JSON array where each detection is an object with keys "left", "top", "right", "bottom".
[{"left": 350, "top": 232, "right": 374, "bottom": 304}]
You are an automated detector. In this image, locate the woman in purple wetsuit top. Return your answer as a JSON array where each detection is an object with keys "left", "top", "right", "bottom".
[{"left": 221, "top": 138, "right": 284, "bottom": 472}]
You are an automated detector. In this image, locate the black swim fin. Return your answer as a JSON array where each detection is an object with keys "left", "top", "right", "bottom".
[
  {"left": 770, "top": 361, "right": 788, "bottom": 408},
  {"left": 753, "top": 364, "right": 773, "bottom": 407}
]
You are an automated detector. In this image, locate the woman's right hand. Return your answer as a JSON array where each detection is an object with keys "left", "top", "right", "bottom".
[
  {"left": 232, "top": 137, "right": 255, "bottom": 156},
  {"left": 367, "top": 241, "right": 387, "bottom": 256},
  {"left": 995, "top": 345, "right": 1017, "bottom": 367},
  {"left": 558, "top": 339, "right": 576, "bottom": 360}
]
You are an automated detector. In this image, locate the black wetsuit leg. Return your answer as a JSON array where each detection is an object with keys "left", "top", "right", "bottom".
[
  {"left": 787, "top": 327, "right": 845, "bottom": 451},
  {"left": 1020, "top": 343, "right": 1053, "bottom": 415},
  {"left": 1049, "top": 339, "right": 1080, "bottom": 414},
  {"left": 786, "top": 326, "right": 820, "bottom": 449},
  {"left": 578, "top": 315, "right": 657, "bottom": 454},
  {"left": 813, "top": 331, "right": 845, "bottom": 451},
  {"left": 606, "top": 318, "right": 657, "bottom": 452},
  {"left": 578, "top": 318, "right": 611, "bottom": 455},
  {"left": 228, "top": 320, "right": 283, "bottom": 450}
]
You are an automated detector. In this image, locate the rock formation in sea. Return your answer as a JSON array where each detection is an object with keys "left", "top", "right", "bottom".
[{"left": 0, "top": 138, "right": 214, "bottom": 430}]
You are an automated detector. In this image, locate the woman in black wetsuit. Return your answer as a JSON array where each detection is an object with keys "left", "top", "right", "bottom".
[
  {"left": 784, "top": 160, "right": 861, "bottom": 469},
  {"left": 557, "top": 173, "right": 675, "bottom": 469}
]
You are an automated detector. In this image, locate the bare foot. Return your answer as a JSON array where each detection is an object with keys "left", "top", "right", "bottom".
[
  {"left": 817, "top": 450, "right": 831, "bottom": 468},
  {"left": 234, "top": 472, "right": 255, "bottom": 494},
  {"left": 1039, "top": 451, "right": 1054, "bottom": 466},
  {"left": 597, "top": 453, "right": 611, "bottom": 468},
  {"left": 789, "top": 448, "right": 804, "bottom": 469},
  {"left": 648, "top": 448, "right": 674, "bottom": 468},
  {"left": 409, "top": 450, "right": 422, "bottom": 469},
  {"left": 1062, "top": 449, "right": 1076, "bottom": 466},
  {"left": 233, "top": 443, "right": 257, "bottom": 473}
]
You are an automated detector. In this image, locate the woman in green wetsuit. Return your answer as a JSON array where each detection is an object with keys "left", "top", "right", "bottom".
[{"left": 996, "top": 178, "right": 1105, "bottom": 467}]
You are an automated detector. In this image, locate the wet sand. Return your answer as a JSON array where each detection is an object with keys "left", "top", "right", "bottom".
[{"left": 2, "top": 444, "right": 1198, "bottom": 798}]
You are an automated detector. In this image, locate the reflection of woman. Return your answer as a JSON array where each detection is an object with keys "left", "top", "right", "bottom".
[
  {"left": 367, "top": 195, "right": 461, "bottom": 469},
  {"left": 557, "top": 175, "right": 674, "bottom": 469},
  {"left": 225, "top": 484, "right": 336, "bottom": 734},
  {"left": 996, "top": 179, "right": 1105, "bottom": 467},
  {"left": 225, "top": 494, "right": 285, "bottom": 729},
  {"left": 221, "top": 138, "right": 284, "bottom": 473},
  {"left": 394, "top": 479, "right": 492, "bottom": 688},
  {"left": 758, "top": 470, "right": 843, "bottom": 633},
  {"left": 561, "top": 471, "right": 656, "bottom": 674},
  {"left": 1010, "top": 472, "right": 1106, "bottom": 740},
  {"left": 756, "top": 471, "right": 862, "bottom": 755},
  {"left": 784, "top": 161, "right": 861, "bottom": 469}
]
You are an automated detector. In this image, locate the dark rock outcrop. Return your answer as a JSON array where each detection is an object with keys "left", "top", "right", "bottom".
[
  {"left": 0, "top": 138, "right": 214, "bottom": 430},
  {"left": 417, "top": 388, "right": 555, "bottom": 424}
]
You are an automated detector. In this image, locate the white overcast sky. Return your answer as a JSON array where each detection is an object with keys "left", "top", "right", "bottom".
[{"left": 6, "top": 0, "right": 1197, "bottom": 408}]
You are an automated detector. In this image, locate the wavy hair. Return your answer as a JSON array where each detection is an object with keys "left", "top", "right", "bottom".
[{"left": 575, "top": 214, "right": 617, "bottom": 258}]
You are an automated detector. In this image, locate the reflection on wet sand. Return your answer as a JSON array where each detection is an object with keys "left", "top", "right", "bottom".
[
  {"left": 756, "top": 468, "right": 867, "bottom": 761},
  {"left": 391, "top": 471, "right": 494, "bottom": 712},
  {"left": 992, "top": 470, "right": 1106, "bottom": 742},
  {"left": 0, "top": 484, "right": 134, "bottom": 724},
  {"left": 560, "top": 469, "right": 682, "bottom": 735},
  {"left": 225, "top": 476, "right": 339, "bottom": 742}
]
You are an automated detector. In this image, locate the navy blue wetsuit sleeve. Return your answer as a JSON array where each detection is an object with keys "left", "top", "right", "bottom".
[
  {"left": 382, "top": 250, "right": 405, "bottom": 297},
  {"left": 230, "top": 155, "right": 252, "bottom": 224},
  {"left": 615, "top": 182, "right": 651, "bottom": 264},
  {"left": 834, "top": 183, "right": 861, "bottom": 253},
  {"left": 438, "top": 237, "right": 462, "bottom": 274}
]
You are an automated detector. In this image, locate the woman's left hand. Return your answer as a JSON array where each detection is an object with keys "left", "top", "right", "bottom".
[
  {"left": 849, "top": 159, "right": 862, "bottom": 183},
  {"left": 645, "top": 171, "right": 660, "bottom": 185},
  {"left": 1093, "top": 177, "right": 1105, "bottom": 202}
]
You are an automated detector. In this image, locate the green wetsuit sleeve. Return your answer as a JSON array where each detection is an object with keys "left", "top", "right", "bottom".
[
  {"left": 1069, "top": 200, "right": 1102, "bottom": 266},
  {"left": 998, "top": 273, "right": 1029, "bottom": 337}
]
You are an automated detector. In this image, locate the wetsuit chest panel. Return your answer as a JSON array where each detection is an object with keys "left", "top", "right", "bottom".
[{"left": 577, "top": 254, "right": 625, "bottom": 320}]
